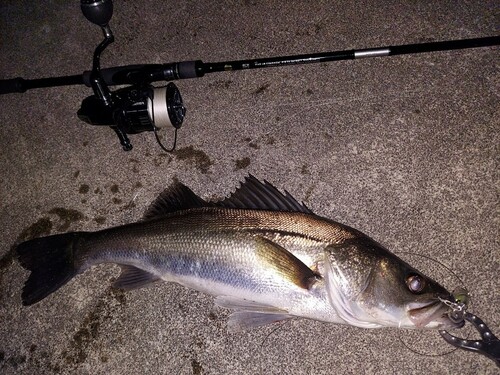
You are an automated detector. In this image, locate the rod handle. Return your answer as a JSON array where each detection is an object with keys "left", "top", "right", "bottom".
[{"left": 0, "top": 78, "right": 27, "bottom": 94}]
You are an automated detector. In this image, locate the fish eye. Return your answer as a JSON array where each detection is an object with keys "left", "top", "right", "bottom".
[{"left": 406, "top": 275, "right": 425, "bottom": 293}]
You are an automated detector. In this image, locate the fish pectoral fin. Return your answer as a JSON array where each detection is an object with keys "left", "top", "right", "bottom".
[
  {"left": 255, "top": 237, "right": 319, "bottom": 289},
  {"left": 112, "top": 265, "right": 160, "bottom": 290},
  {"left": 215, "top": 296, "right": 293, "bottom": 331}
]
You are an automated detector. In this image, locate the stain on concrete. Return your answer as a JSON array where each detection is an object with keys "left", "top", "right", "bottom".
[
  {"left": 112, "top": 197, "right": 123, "bottom": 205},
  {"left": 48, "top": 208, "right": 85, "bottom": 232},
  {"left": 18, "top": 217, "right": 54, "bottom": 243},
  {"left": 174, "top": 146, "right": 213, "bottom": 174},
  {"left": 300, "top": 164, "right": 310, "bottom": 175},
  {"left": 0, "top": 249, "right": 16, "bottom": 291},
  {"left": 110, "top": 184, "right": 119, "bottom": 194},
  {"left": 209, "top": 79, "right": 232, "bottom": 89},
  {"left": 207, "top": 312, "right": 217, "bottom": 321},
  {"left": 254, "top": 83, "right": 270, "bottom": 95},
  {"left": 151, "top": 154, "right": 173, "bottom": 167},
  {"left": 129, "top": 158, "right": 140, "bottom": 173},
  {"left": 191, "top": 358, "right": 203, "bottom": 375},
  {"left": 79, "top": 184, "right": 90, "bottom": 194},
  {"left": 5, "top": 354, "right": 26, "bottom": 369},
  {"left": 243, "top": 136, "right": 276, "bottom": 149},
  {"left": 1, "top": 345, "right": 60, "bottom": 373},
  {"left": 303, "top": 185, "right": 315, "bottom": 204},
  {"left": 265, "top": 135, "right": 276, "bottom": 145},
  {"left": 243, "top": 137, "right": 260, "bottom": 149},
  {"left": 94, "top": 216, "right": 106, "bottom": 225},
  {"left": 234, "top": 157, "right": 251, "bottom": 170},
  {"left": 60, "top": 287, "right": 126, "bottom": 367},
  {"left": 73, "top": 170, "right": 80, "bottom": 179}
]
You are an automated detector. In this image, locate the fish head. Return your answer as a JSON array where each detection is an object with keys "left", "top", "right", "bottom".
[{"left": 324, "top": 239, "right": 464, "bottom": 330}]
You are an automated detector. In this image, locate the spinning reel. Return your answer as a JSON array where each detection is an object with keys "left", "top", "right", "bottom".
[{"left": 78, "top": 0, "right": 185, "bottom": 151}]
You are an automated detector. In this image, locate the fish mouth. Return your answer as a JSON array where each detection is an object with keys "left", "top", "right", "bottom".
[{"left": 408, "top": 298, "right": 465, "bottom": 329}]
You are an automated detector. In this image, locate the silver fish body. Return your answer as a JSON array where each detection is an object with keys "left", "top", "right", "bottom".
[{"left": 16, "top": 176, "right": 462, "bottom": 330}]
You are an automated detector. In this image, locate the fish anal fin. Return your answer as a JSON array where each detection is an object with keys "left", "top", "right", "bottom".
[
  {"left": 255, "top": 237, "right": 319, "bottom": 289},
  {"left": 214, "top": 296, "right": 292, "bottom": 331},
  {"left": 113, "top": 265, "right": 160, "bottom": 290},
  {"left": 227, "top": 311, "right": 293, "bottom": 331}
]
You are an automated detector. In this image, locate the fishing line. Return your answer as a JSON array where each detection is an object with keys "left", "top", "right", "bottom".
[
  {"left": 259, "top": 319, "right": 291, "bottom": 350},
  {"left": 154, "top": 126, "right": 178, "bottom": 153},
  {"left": 247, "top": 319, "right": 292, "bottom": 375},
  {"left": 394, "top": 251, "right": 474, "bottom": 358}
]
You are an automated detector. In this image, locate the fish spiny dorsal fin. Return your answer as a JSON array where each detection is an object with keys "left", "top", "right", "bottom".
[
  {"left": 143, "top": 181, "right": 208, "bottom": 220},
  {"left": 213, "top": 175, "right": 313, "bottom": 213}
]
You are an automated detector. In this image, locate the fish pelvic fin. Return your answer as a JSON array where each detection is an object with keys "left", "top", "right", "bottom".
[
  {"left": 113, "top": 265, "right": 161, "bottom": 290},
  {"left": 16, "top": 232, "right": 84, "bottom": 306},
  {"left": 255, "top": 237, "right": 319, "bottom": 290},
  {"left": 215, "top": 296, "right": 293, "bottom": 331}
]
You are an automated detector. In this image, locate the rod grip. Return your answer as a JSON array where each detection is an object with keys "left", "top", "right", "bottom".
[{"left": 0, "top": 78, "right": 27, "bottom": 94}]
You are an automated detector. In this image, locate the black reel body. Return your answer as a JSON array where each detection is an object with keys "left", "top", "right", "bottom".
[{"left": 78, "top": 83, "right": 185, "bottom": 134}]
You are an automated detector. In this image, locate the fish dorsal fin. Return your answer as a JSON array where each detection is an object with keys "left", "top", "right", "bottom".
[
  {"left": 143, "top": 181, "right": 207, "bottom": 220},
  {"left": 214, "top": 175, "right": 313, "bottom": 213}
]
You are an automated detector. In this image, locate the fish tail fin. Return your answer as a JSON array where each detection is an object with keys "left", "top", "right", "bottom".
[{"left": 16, "top": 232, "right": 84, "bottom": 306}]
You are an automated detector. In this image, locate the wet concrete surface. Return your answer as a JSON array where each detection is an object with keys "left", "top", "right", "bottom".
[{"left": 0, "top": 1, "right": 498, "bottom": 374}]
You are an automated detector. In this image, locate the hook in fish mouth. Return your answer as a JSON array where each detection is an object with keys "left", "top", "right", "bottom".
[{"left": 408, "top": 298, "right": 465, "bottom": 329}]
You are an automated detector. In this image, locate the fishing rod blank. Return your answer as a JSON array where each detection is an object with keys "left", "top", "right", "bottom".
[
  {"left": 1, "top": 36, "right": 498, "bottom": 94},
  {"left": 202, "top": 35, "right": 500, "bottom": 73}
]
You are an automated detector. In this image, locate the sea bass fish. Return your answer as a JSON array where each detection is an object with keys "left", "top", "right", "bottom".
[{"left": 16, "top": 176, "right": 462, "bottom": 330}]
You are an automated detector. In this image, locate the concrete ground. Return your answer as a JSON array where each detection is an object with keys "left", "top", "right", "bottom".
[{"left": 0, "top": 1, "right": 498, "bottom": 374}]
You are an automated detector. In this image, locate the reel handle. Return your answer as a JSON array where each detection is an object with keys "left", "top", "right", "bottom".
[{"left": 81, "top": 0, "right": 113, "bottom": 27}]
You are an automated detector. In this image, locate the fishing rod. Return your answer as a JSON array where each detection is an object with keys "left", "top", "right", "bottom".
[{"left": 1, "top": 0, "right": 498, "bottom": 151}]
